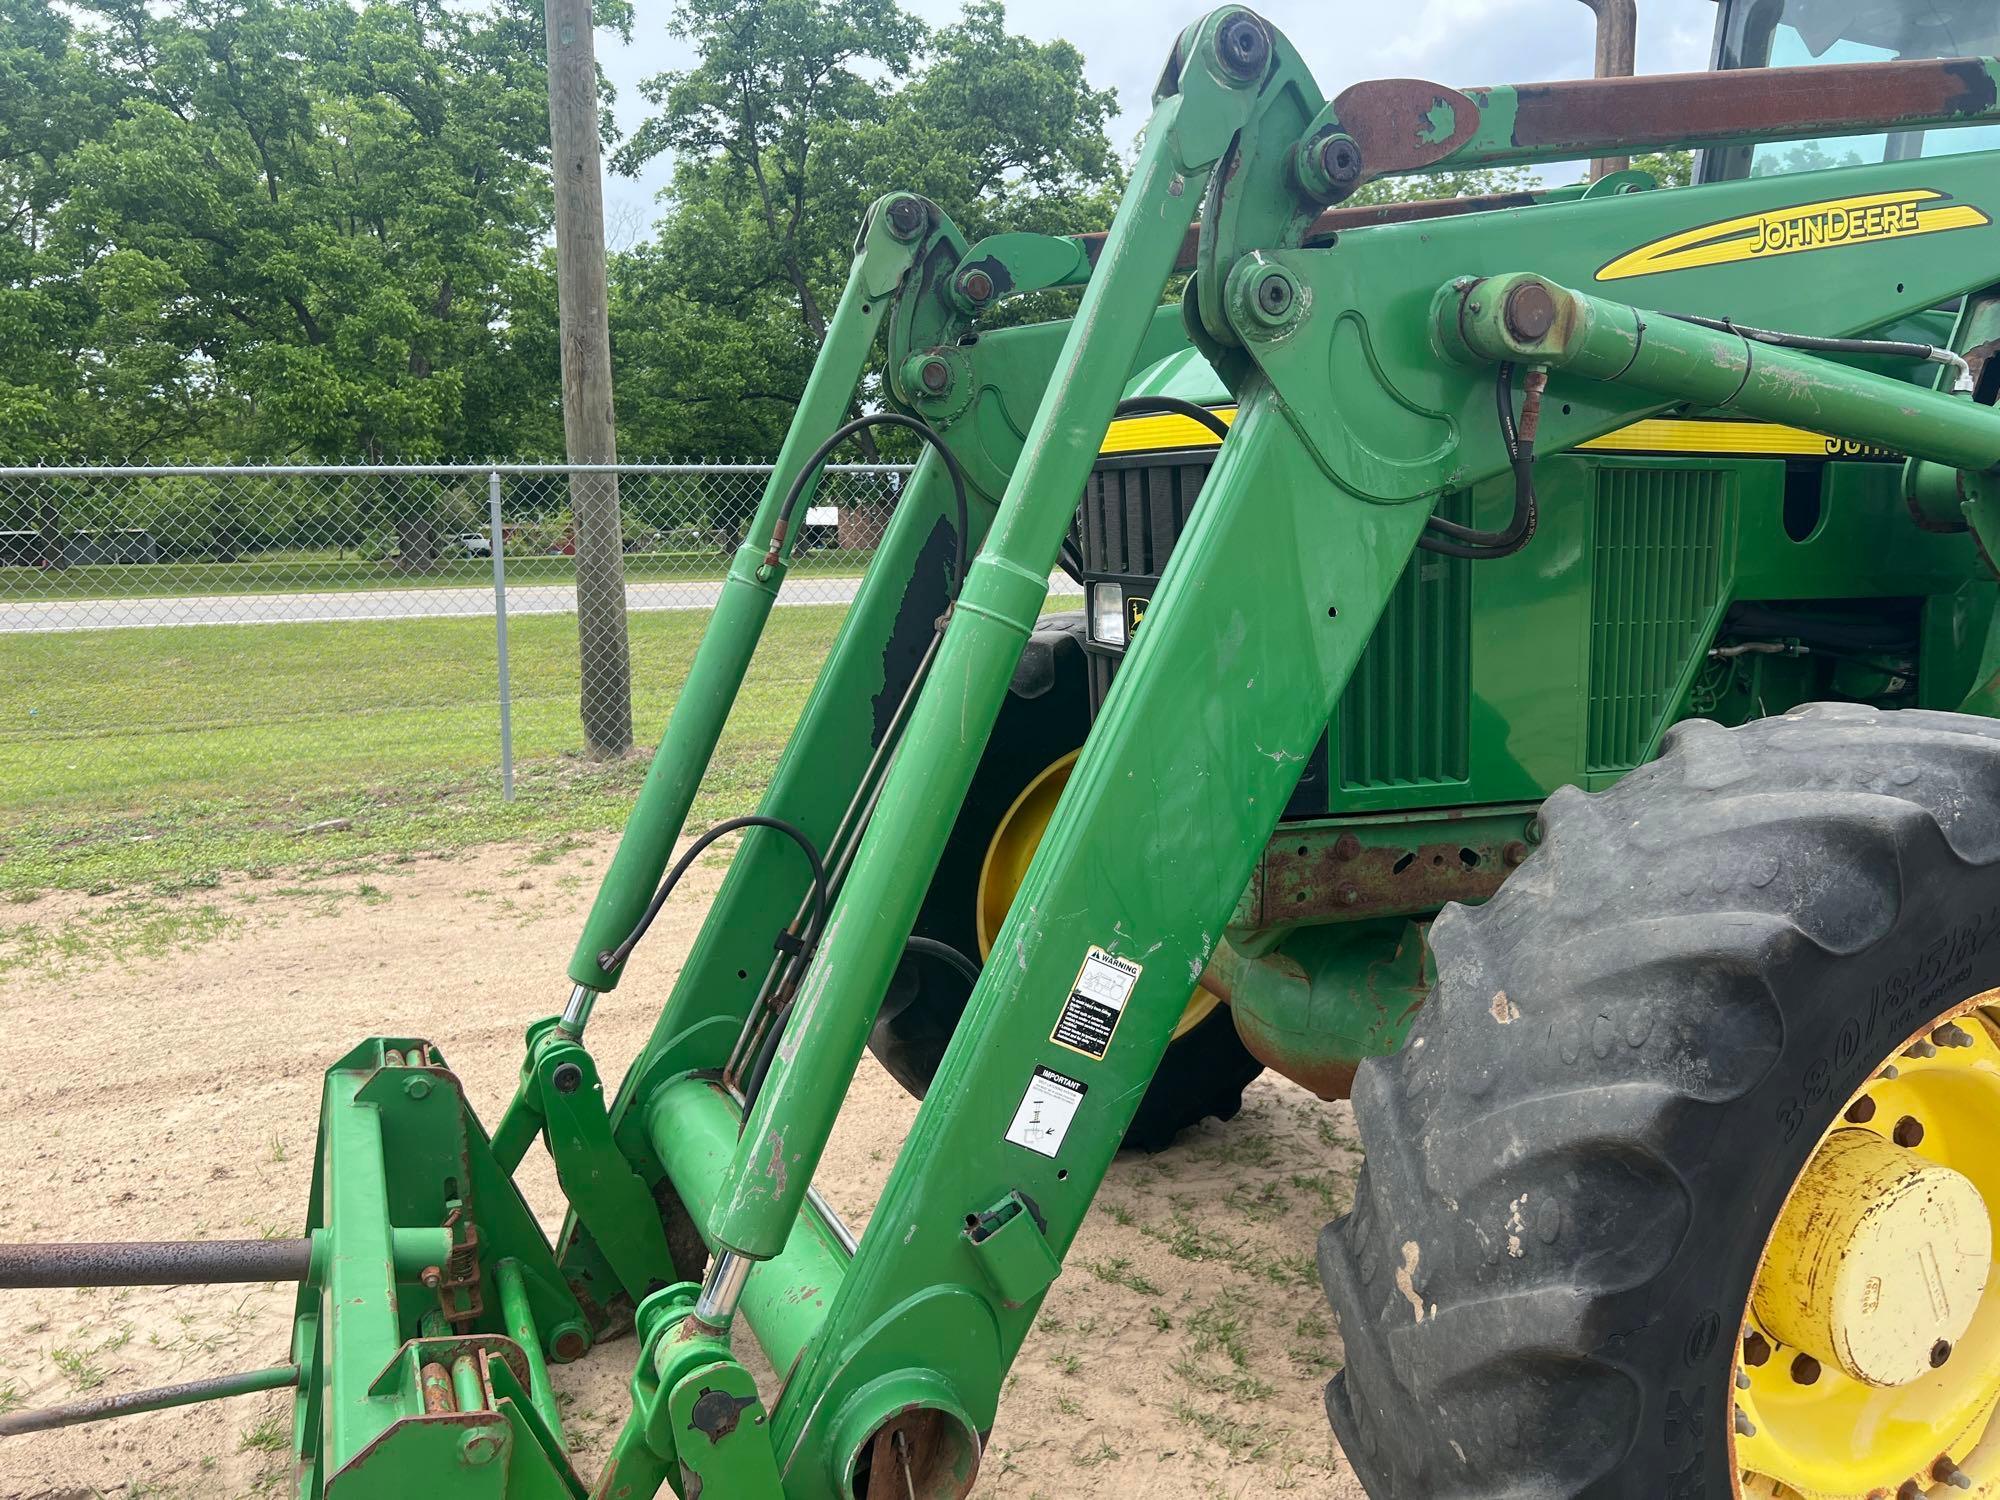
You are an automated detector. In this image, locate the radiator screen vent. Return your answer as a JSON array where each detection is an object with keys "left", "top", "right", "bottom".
[
  {"left": 1587, "top": 467, "right": 1733, "bottom": 774},
  {"left": 1338, "top": 502, "right": 1472, "bottom": 791}
]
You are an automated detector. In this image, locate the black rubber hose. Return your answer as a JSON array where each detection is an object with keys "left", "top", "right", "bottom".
[
  {"left": 742, "top": 934, "right": 984, "bottom": 1113},
  {"left": 599, "top": 815, "right": 828, "bottom": 977},
  {"left": 1051, "top": 397, "right": 1231, "bottom": 587},
  {"left": 770, "top": 413, "right": 972, "bottom": 599},
  {"left": 1418, "top": 364, "right": 1539, "bottom": 560},
  {"left": 740, "top": 994, "right": 793, "bottom": 1112},
  {"left": 1111, "top": 395, "right": 1233, "bottom": 439},
  {"left": 1665, "top": 312, "right": 1950, "bottom": 364}
]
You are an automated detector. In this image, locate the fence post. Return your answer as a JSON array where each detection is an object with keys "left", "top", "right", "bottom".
[{"left": 489, "top": 470, "right": 515, "bottom": 802}]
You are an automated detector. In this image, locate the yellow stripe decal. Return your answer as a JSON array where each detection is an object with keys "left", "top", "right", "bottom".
[
  {"left": 1099, "top": 409, "right": 1895, "bottom": 461},
  {"left": 1596, "top": 188, "right": 1989, "bottom": 282},
  {"left": 1577, "top": 419, "right": 1899, "bottom": 459},
  {"left": 1097, "top": 408, "right": 1237, "bottom": 455}
]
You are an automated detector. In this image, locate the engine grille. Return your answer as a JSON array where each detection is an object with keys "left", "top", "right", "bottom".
[
  {"left": 1586, "top": 466, "right": 1734, "bottom": 774},
  {"left": 1077, "top": 454, "right": 1472, "bottom": 814}
]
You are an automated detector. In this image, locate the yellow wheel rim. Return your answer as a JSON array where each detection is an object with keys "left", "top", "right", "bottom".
[
  {"left": 1737, "top": 990, "right": 2000, "bottom": 1498},
  {"left": 975, "top": 750, "right": 1218, "bottom": 1042}
]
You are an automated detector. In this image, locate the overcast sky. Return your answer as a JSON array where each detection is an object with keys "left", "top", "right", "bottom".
[{"left": 595, "top": 0, "right": 1724, "bottom": 237}]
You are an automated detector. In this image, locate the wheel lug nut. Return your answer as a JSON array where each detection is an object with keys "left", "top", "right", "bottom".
[
  {"left": 1933, "top": 1338, "right": 1954, "bottom": 1368},
  {"left": 1879, "top": 1063, "right": 1902, "bottom": 1080},
  {"left": 1845, "top": 1096, "right": 1877, "bottom": 1123},
  {"left": 1789, "top": 1354, "right": 1821, "bottom": 1385},
  {"left": 1735, "top": 1368, "right": 1751, "bottom": 1390},
  {"left": 1907, "top": 1039, "right": 1938, "bottom": 1059},
  {"left": 1894, "top": 1115, "right": 1926, "bottom": 1148},
  {"left": 1734, "top": 1405, "right": 1755, "bottom": 1438},
  {"left": 1934, "top": 1022, "right": 1974, "bottom": 1048},
  {"left": 1742, "top": 1331, "right": 1772, "bottom": 1367},
  {"left": 1934, "top": 1456, "right": 1973, "bottom": 1489},
  {"left": 1901, "top": 1482, "right": 1925, "bottom": 1500}
]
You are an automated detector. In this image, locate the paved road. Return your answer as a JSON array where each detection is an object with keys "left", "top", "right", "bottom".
[
  {"left": 0, "top": 577, "right": 861, "bottom": 633},
  {"left": 1, "top": 572, "right": 1080, "bottom": 633}
]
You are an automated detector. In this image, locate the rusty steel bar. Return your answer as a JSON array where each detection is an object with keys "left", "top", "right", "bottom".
[
  {"left": 1578, "top": 0, "right": 1638, "bottom": 176},
  {"left": 0, "top": 1363, "right": 298, "bottom": 1437},
  {"left": 1333, "top": 56, "right": 2000, "bottom": 177},
  {"left": 0, "top": 1238, "right": 312, "bottom": 1288}
]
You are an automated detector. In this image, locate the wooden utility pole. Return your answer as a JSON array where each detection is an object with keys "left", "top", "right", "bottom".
[{"left": 544, "top": 0, "right": 632, "bottom": 755}]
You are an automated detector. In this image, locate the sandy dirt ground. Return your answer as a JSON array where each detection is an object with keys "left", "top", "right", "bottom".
[{"left": 0, "top": 837, "right": 1368, "bottom": 1499}]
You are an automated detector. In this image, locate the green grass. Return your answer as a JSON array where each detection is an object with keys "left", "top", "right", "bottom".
[
  {"left": 0, "top": 606, "right": 846, "bottom": 894},
  {"left": 0, "top": 548, "right": 880, "bottom": 603}
]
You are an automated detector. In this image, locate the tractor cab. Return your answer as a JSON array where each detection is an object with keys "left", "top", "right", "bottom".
[{"left": 1705, "top": 0, "right": 2000, "bottom": 177}]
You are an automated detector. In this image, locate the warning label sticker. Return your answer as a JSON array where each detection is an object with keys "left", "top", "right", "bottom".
[
  {"left": 1004, "top": 1065, "right": 1088, "bottom": 1158},
  {"left": 1049, "top": 946, "right": 1142, "bottom": 1061}
]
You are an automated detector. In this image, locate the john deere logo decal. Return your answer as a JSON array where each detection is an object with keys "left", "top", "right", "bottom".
[{"left": 1597, "top": 189, "right": 1988, "bottom": 281}]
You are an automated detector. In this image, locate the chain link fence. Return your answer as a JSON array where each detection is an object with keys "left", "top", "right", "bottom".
[{"left": 1, "top": 462, "right": 965, "bottom": 815}]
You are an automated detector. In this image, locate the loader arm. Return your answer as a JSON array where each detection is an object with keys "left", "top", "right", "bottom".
[{"left": 17, "top": 11, "right": 2000, "bottom": 1500}]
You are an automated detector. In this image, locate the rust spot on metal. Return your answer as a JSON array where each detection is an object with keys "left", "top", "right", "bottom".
[
  {"left": 1247, "top": 827, "right": 1511, "bottom": 926},
  {"left": 1329, "top": 78, "right": 1482, "bottom": 175},
  {"left": 420, "top": 1361, "right": 455, "bottom": 1414}
]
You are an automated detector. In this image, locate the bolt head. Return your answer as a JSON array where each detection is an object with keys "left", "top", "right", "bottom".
[
  {"left": 960, "top": 268, "right": 994, "bottom": 303},
  {"left": 1502, "top": 840, "right": 1530, "bottom": 868},
  {"left": 1316, "top": 134, "right": 1363, "bottom": 193},
  {"left": 404, "top": 1075, "right": 432, "bottom": 1101},
  {"left": 1893, "top": 1114, "right": 1926, "bottom": 1148},
  {"left": 1214, "top": 11, "right": 1270, "bottom": 79},
  {"left": 552, "top": 1061, "right": 584, "bottom": 1096},
  {"left": 551, "top": 1324, "right": 589, "bottom": 1363},
  {"left": 1332, "top": 833, "right": 1362, "bottom": 863},
  {"left": 885, "top": 197, "right": 925, "bottom": 241},
  {"left": 919, "top": 357, "right": 951, "bottom": 393}
]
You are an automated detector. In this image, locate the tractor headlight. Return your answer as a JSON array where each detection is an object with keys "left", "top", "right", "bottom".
[{"left": 1090, "top": 582, "right": 1127, "bottom": 647}]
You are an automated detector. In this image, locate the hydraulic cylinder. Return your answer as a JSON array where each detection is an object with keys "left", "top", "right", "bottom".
[{"left": 1440, "top": 271, "right": 2000, "bottom": 473}]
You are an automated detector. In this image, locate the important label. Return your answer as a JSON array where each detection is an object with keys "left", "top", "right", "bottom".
[
  {"left": 1050, "top": 946, "right": 1142, "bottom": 1061},
  {"left": 1004, "top": 1065, "right": 1088, "bottom": 1158}
]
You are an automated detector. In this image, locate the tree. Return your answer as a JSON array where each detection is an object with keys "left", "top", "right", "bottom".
[
  {"left": 611, "top": 0, "right": 1123, "bottom": 459},
  {"left": 55, "top": 0, "right": 558, "bottom": 470}
]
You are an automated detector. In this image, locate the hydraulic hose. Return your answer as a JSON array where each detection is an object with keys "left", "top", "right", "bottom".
[
  {"left": 1664, "top": 313, "right": 1973, "bottom": 388},
  {"left": 740, "top": 934, "right": 983, "bottom": 1115},
  {"left": 767, "top": 412, "right": 974, "bottom": 599},
  {"left": 1418, "top": 363, "right": 1542, "bottom": 560},
  {"left": 599, "top": 815, "right": 829, "bottom": 978}
]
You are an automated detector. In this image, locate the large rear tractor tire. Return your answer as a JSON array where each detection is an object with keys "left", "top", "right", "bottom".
[
  {"left": 1322, "top": 704, "right": 2000, "bottom": 1498},
  {"left": 868, "top": 612, "right": 1263, "bottom": 1151}
]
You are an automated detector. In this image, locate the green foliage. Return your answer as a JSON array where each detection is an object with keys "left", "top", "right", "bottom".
[
  {"left": 2, "top": 0, "right": 560, "bottom": 464},
  {"left": 1343, "top": 165, "right": 1540, "bottom": 209},
  {"left": 2, "top": 0, "right": 1122, "bottom": 467},
  {"left": 608, "top": 0, "right": 1122, "bottom": 458},
  {"left": 1629, "top": 149, "right": 1695, "bottom": 188}
]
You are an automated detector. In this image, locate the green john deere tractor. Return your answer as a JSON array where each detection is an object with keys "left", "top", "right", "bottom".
[{"left": 13, "top": 0, "right": 2000, "bottom": 1495}]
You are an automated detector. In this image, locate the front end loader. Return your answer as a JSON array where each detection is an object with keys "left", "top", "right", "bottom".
[{"left": 13, "top": 2, "right": 2000, "bottom": 1495}]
